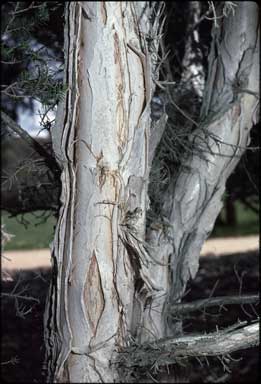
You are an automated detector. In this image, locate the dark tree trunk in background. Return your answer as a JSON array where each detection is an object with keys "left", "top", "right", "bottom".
[{"left": 225, "top": 194, "right": 237, "bottom": 226}]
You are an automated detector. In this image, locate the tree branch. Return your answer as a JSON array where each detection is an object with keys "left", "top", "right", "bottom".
[
  {"left": 158, "top": 2, "right": 259, "bottom": 322},
  {"left": 1, "top": 292, "right": 39, "bottom": 303},
  {"left": 117, "top": 321, "right": 259, "bottom": 369},
  {"left": 169, "top": 294, "right": 259, "bottom": 315},
  {"left": 1, "top": 110, "right": 60, "bottom": 176}
]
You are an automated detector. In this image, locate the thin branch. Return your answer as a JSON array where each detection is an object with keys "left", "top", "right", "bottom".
[
  {"left": 1, "top": 292, "right": 39, "bottom": 303},
  {"left": 1, "top": 60, "right": 22, "bottom": 65},
  {"left": 1, "top": 356, "right": 20, "bottom": 366},
  {"left": 10, "top": 3, "right": 45, "bottom": 16},
  {"left": 4, "top": 2, "right": 19, "bottom": 34},
  {"left": 169, "top": 294, "right": 259, "bottom": 315},
  {"left": 1, "top": 111, "right": 60, "bottom": 176}
]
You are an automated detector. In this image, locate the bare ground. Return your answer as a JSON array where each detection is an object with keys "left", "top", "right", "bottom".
[
  {"left": 2, "top": 235, "right": 259, "bottom": 271},
  {"left": 1, "top": 238, "right": 259, "bottom": 383}
]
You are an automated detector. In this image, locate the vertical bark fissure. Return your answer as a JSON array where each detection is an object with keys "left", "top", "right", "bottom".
[
  {"left": 44, "top": 4, "right": 82, "bottom": 381},
  {"left": 44, "top": 2, "right": 259, "bottom": 381},
  {"left": 45, "top": 2, "right": 163, "bottom": 382}
]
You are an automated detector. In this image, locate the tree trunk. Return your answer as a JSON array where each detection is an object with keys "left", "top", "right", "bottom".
[
  {"left": 162, "top": 1, "right": 259, "bottom": 335},
  {"left": 44, "top": 1, "right": 259, "bottom": 382},
  {"left": 44, "top": 2, "right": 163, "bottom": 382}
]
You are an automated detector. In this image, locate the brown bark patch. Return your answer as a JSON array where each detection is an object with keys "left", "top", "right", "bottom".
[
  {"left": 113, "top": 32, "right": 127, "bottom": 151},
  {"left": 101, "top": 2, "right": 107, "bottom": 25},
  {"left": 114, "top": 32, "right": 120, "bottom": 65},
  {"left": 84, "top": 250, "right": 105, "bottom": 334}
]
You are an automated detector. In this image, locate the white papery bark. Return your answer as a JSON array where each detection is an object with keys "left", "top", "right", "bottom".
[
  {"left": 162, "top": 1, "right": 259, "bottom": 335},
  {"left": 44, "top": 1, "right": 259, "bottom": 382},
  {"left": 45, "top": 2, "right": 163, "bottom": 382}
]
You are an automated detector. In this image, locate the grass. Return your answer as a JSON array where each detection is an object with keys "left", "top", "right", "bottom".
[
  {"left": 2, "top": 211, "right": 57, "bottom": 251},
  {"left": 1, "top": 201, "right": 259, "bottom": 251}
]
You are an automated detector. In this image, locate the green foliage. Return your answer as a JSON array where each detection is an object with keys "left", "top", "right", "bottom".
[
  {"left": 18, "top": 67, "right": 66, "bottom": 108},
  {"left": 1, "top": 2, "right": 65, "bottom": 110}
]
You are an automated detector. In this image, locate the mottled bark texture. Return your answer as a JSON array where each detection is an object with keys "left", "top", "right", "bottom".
[
  {"left": 162, "top": 1, "right": 259, "bottom": 335},
  {"left": 44, "top": 2, "right": 163, "bottom": 382},
  {"left": 44, "top": 1, "right": 259, "bottom": 383}
]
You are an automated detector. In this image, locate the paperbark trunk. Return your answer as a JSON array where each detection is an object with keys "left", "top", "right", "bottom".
[
  {"left": 161, "top": 1, "right": 259, "bottom": 335},
  {"left": 44, "top": 2, "right": 162, "bottom": 382},
  {"left": 44, "top": 1, "right": 259, "bottom": 382}
]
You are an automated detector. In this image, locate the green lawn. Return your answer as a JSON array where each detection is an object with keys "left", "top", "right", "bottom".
[
  {"left": 1, "top": 201, "right": 259, "bottom": 251},
  {"left": 2, "top": 211, "right": 57, "bottom": 250}
]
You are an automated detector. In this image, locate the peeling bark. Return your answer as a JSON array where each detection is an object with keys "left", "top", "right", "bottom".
[
  {"left": 44, "top": 1, "right": 259, "bottom": 382},
  {"left": 162, "top": 1, "right": 259, "bottom": 335},
  {"left": 119, "top": 322, "right": 259, "bottom": 368},
  {"left": 45, "top": 2, "right": 162, "bottom": 382}
]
